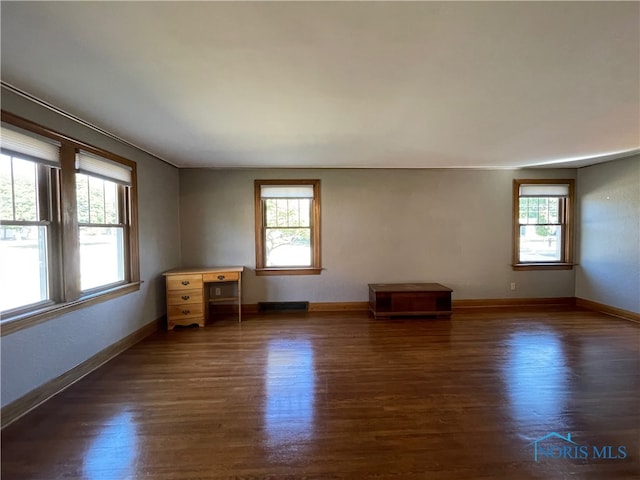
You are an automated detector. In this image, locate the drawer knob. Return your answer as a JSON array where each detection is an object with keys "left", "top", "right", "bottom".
[
  {"left": 181, "top": 309, "right": 190, "bottom": 315},
  {"left": 181, "top": 295, "right": 190, "bottom": 300},
  {"left": 181, "top": 280, "right": 190, "bottom": 286},
  {"left": 217, "top": 275, "right": 225, "bottom": 280}
]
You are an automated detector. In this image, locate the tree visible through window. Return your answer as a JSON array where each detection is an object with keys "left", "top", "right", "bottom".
[
  {"left": 76, "top": 173, "right": 125, "bottom": 291},
  {"left": 0, "top": 154, "right": 53, "bottom": 311},
  {"left": 518, "top": 196, "right": 562, "bottom": 261},
  {"left": 75, "top": 149, "right": 133, "bottom": 292},
  {"left": 265, "top": 196, "right": 311, "bottom": 267},
  {"left": 255, "top": 180, "right": 321, "bottom": 275},
  {"left": 1, "top": 114, "right": 139, "bottom": 328},
  {"left": 513, "top": 179, "right": 574, "bottom": 269}
]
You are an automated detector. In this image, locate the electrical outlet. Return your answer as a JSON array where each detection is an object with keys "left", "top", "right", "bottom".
[
  {"left": 510, "top": 282, "right": 516, "bottom": 291},
  {"left": 215, "top": 287, "right": 221, "bottom": 296}
]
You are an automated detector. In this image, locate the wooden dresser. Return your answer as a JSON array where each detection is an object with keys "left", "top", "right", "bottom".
[{"left": 163, "top": 266, "right": 244, "bottom": 330}]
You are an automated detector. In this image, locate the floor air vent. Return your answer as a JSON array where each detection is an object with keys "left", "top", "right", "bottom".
[{"left": 258, "top": 301, "right": 309, "bottom": 312}]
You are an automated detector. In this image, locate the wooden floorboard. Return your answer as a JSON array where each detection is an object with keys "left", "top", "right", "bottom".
[{"left": 2, "top": 309, "right": 639, "bottom": 479}]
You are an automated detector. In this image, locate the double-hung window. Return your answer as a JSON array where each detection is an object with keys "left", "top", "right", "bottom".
[
  {"left": 513, "top": 179, "right": 575, "bottom": 269},
  {"left": 0, "top": 124, "right": 60, "bottom": 313},
  {"left": 76, "top": 151, "right": 132, "bottom": 292},
  {"left": 1, "top": 113, "right": 139, "bottom": 331},
  {"left": 255, "top": 180, "right": 321, "bottom": 275}
]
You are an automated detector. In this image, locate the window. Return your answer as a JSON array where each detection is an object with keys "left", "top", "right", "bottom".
[
  {"left": 255, "top": 180, "right": 321, "bottom": 275},
  {"left": 0, "top": 125, "right": 59, "bottom": 313},
  {"left": 76, "top": 150, "right": 132, "bottom": 292},
  {"left": 513, "top": 179, "right": 575, "bottom": 269},
  {"left": 1, "top": 112, "right": 139, "bottom": 331}
]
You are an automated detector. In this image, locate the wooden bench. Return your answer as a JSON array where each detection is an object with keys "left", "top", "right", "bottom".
[{"left": 368, "top": 283, "right": 452, "bottom": 319}]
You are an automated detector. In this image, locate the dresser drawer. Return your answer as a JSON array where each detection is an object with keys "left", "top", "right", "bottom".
[
  {"left": 167, "top": 304, "right": 204, "bottom": 320},
  {"left": 166, "top": 274, "right": 203, "bottom": 290},
  {"left": 167, "top": 289, "right": 202, "bottom": 306},
  {"left": 202, "top": 271, "right": 239, "bottom": 283},
  {"left": 163, "top": 266, "right": 244, "bottom": 329}
]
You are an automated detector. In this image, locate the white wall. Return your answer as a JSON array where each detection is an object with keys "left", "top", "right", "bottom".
[
  {"left": 0, "top": 90, "right": 182, "bottom": 408},
  {"left": 180, "top": 167, "right": 576, "bottom": 304},
  {"left": 576, "top": 156, "right": 640, "bottom": 313}
]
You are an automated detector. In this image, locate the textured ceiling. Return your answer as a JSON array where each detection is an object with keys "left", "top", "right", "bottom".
[{"left": 1, "top": 1, "right": 639, "bottom": 169}]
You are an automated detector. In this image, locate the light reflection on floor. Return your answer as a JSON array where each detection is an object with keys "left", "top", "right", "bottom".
[
  {"left": 502, "top": 330, "right": 570, "bottom": 434},
  {"left": 83, "top": 410, "right": 137, "bottom": 480},
  {"left": 264, "top": 339, "right": 315, "bottom": 460}
]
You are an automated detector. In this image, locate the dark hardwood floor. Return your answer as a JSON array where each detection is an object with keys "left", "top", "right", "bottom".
[{"left": 2, "top": 309, "right": 639, "bottom": 479}]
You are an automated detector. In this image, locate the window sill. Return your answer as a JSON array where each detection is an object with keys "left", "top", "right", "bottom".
[
  {"left": 0, "top": 282, "right": 141, "bottom": 337},
  {"left": 255, "top": 267, "right": 323, "bottom": 276},
  {"left": 512, "top": 263, "right": 575, "bottom": 271}
]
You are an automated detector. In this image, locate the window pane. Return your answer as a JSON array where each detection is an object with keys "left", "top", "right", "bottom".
[
  {"left": 276, "top": 199, "right": 288, "bottom": 227},
  {"left": 538, "top": 198, "right": 549, "bottom": 224},
  {"left": 519, "top": 225, "right": 562, "bottom": 262},
  {"left": 89, "top": 176, "right": 105, "bottom": 223},
  {"left": 79, "top": 226, "right": 124, "bottom": 291},
  {"left": 265, "top": 228, "right": 311, "bottom": 267},
  {"left": 518, "top": 198, "right": 528, "bottom": 223},
  {"left": 265, "top": 198, "right": 310, "bottom": 228},
  {"left": 12, "top": 157, "right": 38, "bottom": 221},
  {"left": 299, "top": 199, "right": 310, "bottom": 227},
  {"left": 0, "top": 225, "right": 48, "bottom": 311},
  {"left": 286, "top": 199, "right": 300, "bottom": 226},
  {"left": 265, "top": 199, "right": 277, "bottom": 226},
  {"left": 76, "top": 174, "right": 90, "bottom": 223},
  {"left": 0, "top": 154, "right": 13, "bottom": 219},
  {"left": 527, "top": 199, "right": 539, "bottom": 225},
  {"left": 104, "top": 182, "right": 118, "bottom": 223},
  {"left": 77, "top": 174, "right": 120, "bottom": 225},
  {"left": 520, "top": 197, "right": 561, "bottom": 226},
  {"left": 548, "top": 198, "right": 560, "bottom": 224}
]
